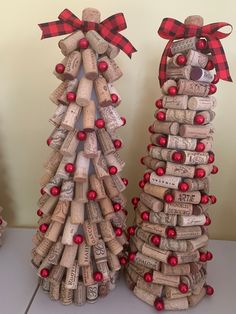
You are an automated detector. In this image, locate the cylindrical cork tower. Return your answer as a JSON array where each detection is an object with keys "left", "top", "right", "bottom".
[
  {"left": 125, "top": 15, "right": 232, "bottom": 311},
  {"left": 31, "top": 7, "right": 136, "bottom": 305}
]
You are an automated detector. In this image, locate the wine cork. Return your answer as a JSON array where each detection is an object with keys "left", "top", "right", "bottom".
[
  {"left": 165, "top": 162, "right": 195, "bottom": 178},
  {"left": 60, "top": 281, "right": 73, "bottom": 305},
  {"left": 170, "top": 37, "right": 198, "bottom": 55},
  {"left": 60, "top": 243, "right": 78, "bottom": 268},
  {"left": 82, "top": 48, "right": 98, "bottom": 81},
  {"left": 74, "top": 181, "right": 88, "bottom": 203},
  {"left": 176, "top": 251, "right": 200, "bottom": 264},
  {"left": 111, "top": 174, "right": 126, "bottom": 193},
  {"left": 75, "top": 76, "right": 93, "bottom": 107},
  {"left": 96, "top": 128, "right": 115, "bottom": 155},
  {"left": 142, "top": 243, "right": 170, "bottom": 263},
  {"left": 193, "top": 203, "right": 209, "bottom": 215},
  {"left": 61, "top": 216, "right": 78, "bottom": 245},
  {"left": 164, "top": 202, "right": 193, "bottom": 216},
  {"left": 49, "top": 264, "right": 65, "bottom": 284},
  {"left": 187, "top": 234, "right": 208, "bottom": 252},
  {"left": 99, "top": 105, "right": 123, "bottom": 130},
  {"left": 168, "top": 53, "right": 185, "bottom": 68},
  {"left": 153, "top": 271, "right": 180, "bottom": 288},
  {"left": 105, "top": 151, "right": 125, "bottom": 172},
  {"left": 47, "top": 127, "right": 68, "bottom": 151},
  {"left": 161, "top": 263, "right": 190, "bottom": 276},
  {"left": 92, "top": 151, "right": 109, "bottom": 179},
  {"left": 40, "top": 170, "right": 55, "bottom": 187},
  {"left": 152, "top": 121, "right": 179, "bottom": 135},
  {"left": 78, "top": 242, "right": 91, "bottom": 266},
  {"left": 150, "top": 172, "right": 181, "bottom": 189},
  {"left": 133, "top": 286, "right": 156, "bottom": 306},
  {"left": 188, "top": 287, "right": 206, "bottom": 307},
  {"left": 108, "top": 83, "right": 122, "bottom": 107},
  {"left": 51, "top": 200, "right": 70, "bottom": 224},
  {"left": 49, "top": 282, "right": 60, "bottom": 301},
  {"left": 61, "top": 103, "right": 81, "bottom": 131},
  {"left": 175, "top": 226, "right": 202, "bottom": 240},
  {"left": 97, "top": 262, "right": 110, "bottom": 281},
  {"left": 177, "top": 214, "right": 206, "bottom": 226},
  {"left": 49, "top": 104, "right": 67, "bottom": 127},
  {"left": 99, "top": 56, "right": 123, "bottom": 83},
  {"left": 163, "top": 297, "right": 189, "bottom": 310},
  {"left": 190, "top": 67, "right": 214, "bottom": 83},
  {"left": 167, "top": 135, "right": 197, "bottom": 151},
  {"left": 184, "top": 177, "right": 208, "bottom": 193},
  {"left": 166, "top": 65, "right": 191, "bottom": 80},
  {"left": 178, "top": 79, "right": 210, "bottom": 96},
  {"left": 32, "top": 231, "right": 43, "bottom": 247},
  {"left": 64, "top": 51, "right": 81, "bottom": 80},
  {"left": 60, "top": 180, "right": 74, "bottom": 201},
  {"left": 99, "top": 281, "right": 110, "bottom": 297},
  {"left": 56, "top": 155, "right": 76, "bottom": 180},
  {"left": 31, "top": 250, "right": 43, "bottom": 267},
  {"left": 106, "top": 238, "right": 123, "bottom": 255},
  {"left": 74, "top": 151, "right": 90, "bottom": 182},
  {"left": 142, "top": 222, "right": 166, "bottom": 237},
  {"left": 135, "top": 226, "right": 151, "bottom": 243},
  {"left": 87, "top": 201, "right": 103, "bottom": 223},
  {"left": 53, "top": 57, "right": 67, "bottom": 81},
  {"left": 165, "top": 286, "right": 191, "bottom": 300},
  {"left": 49, "top": 81, "right": 69, "bottom": 105},
  {"left": 134, "top": 252, "right": 160, "bottom": 271},
  {"left": 43, "top": 175, "right": 61, "bottom": 196},
  {"left": 172, "top": 190, "right": 201, "bottom": 204},
  {"left": 45, "top": 221, "right": 63, "bottom": 242},
  {"left": 188, "top": 96, "right": 216, "bottom": 111},
  {"left": 83, "top": 220, "right": 99, "bottom": 246},
  {"left": 106, "top": 43, "right": 120, "bottom": 59},
  {"left": 103, "top": 175, "right": 120, "bottom": 198},
  {"left": 164, "top": 108, "right": 196, "bottom": 124},
  {"left": 186, "top": 49, "right": 208, "bottom": 68},
  {"left": 82, "top": 263, "right": 95, "bottom": 286},
  {"left": 162, "top": 79, "right": 177, "bottom": 94},
  {"left": 41, "top": 278, "right": 50, "bottom": 292},
  {"left": 82, "top": 8, "right": 101, "bottom": 23},
  {"left": 92, "top": 239, "right": 107, "bottom": 264},
  {"left": 144, "top": 183, "right": 169, "bottom": 201},
  {"left": 112, "top": 193, "right": 127, "bottom": 208},
  {"left": 74, "top": 281, "right": 86, "bottom": 305},
  {"left": 163, "top": 95, "right": 188, "bottom": 110},
  {"left": 98, "top": 198, "right": 113, "bottom": 217},
  {"left": 65, "top": 260, "right": 79, "bottom": 290},
  {"left": 59, "top": 30, "right": 84, "bottom": 56},
  {"left": 71, "top": 201, "right": 84, "bottom": 224},
  {"left": 150, "top": 211, "right": 177, "bottom": 226},
  {"left": 179, "top": 124, "right": 212, "bottom": 139},
  {"left": 47, "top": 239, "right": 64, "bottom": 265},
  {"left": 138, "top": 278, "right": 163, "bottom": 297},
  {"left": 86, "top": 283, "right": 98, "bottom": 303},
  {"left": 44, "top": 151, "right": 62, "bottom": 172},
  {"left": 159, "top": 238, "right": 187, "bottom": 252},
  {"left": 40, "top": 196, "right": 58, "bottom": 215},
  {"left": 60, "top": 130, "right": 79, "bottom": 156},
  {"left": 140, "top": 192, "right": 163, "bottom": 212},
  {"left": 107, "top": 250, "right": 121, "bottom": 272},
  {"left": 82, "top": 100, "right": 95, "bottom": 132},
  {"left": 129, "top": 263, "right": 150, "bottom": 278},
  {"left": 35, "top": 238, "right": 53, "bottom": 257},
  {"left": 196, "top": 163, "right": 213, "bottom": 177},
  {"left": 86, "top": 30, "right": 108, "bottom": 54},
  {"left": 100, "top": 220, "right": 116, "bottom": 242},
  {"left": 84, "top": 131, "right": 98, "bottom": 158}
]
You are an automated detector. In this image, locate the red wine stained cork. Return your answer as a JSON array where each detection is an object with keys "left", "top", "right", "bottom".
[
  {"left": 84, "top": 132, "right": 98, "bottom": 158},
  {"left": 83, "top": 100, "right": 95, "bottom": 132},
  {"left": 86, "top": 30, "right": 108, "bottom": 54},
  {"left": 60, "top": 130, "right": 79, "bottom": 157},
  {"left": 94, "top": 75, "right": 112, "bottom": 107},
  {"left": 76, "top": 76, "right": 93, "bottom": 107},
  {"left": 190, "top": 67, "right": 214, "bottom": 83},
  {"left": 82, "top": 8, "right": 101, "bottom": 23},
  {"left": 59, "top": 30, "right": 84, "bottom": 56},
  {"left": 99, "top": 56, "right": 123, "bottom": 83},
  {"left": 82, "top": 49, "right": 98, "bottom": 81},
  {"left": 61, "top": 103, "right": 81, "bottom": 130},
  {"left": 64, "top": 51, "right": 81, "bottom": 80}
]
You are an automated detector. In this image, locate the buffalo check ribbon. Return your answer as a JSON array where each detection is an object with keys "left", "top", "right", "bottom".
[
  {"left": 38, "top": 8, "right": 137, "bottom": 58},
  {"left": 158, "top": 18, "right": 233, "bottom": 86}
]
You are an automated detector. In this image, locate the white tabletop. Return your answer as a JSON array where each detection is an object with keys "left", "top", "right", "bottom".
[{"left": 0, "top": 228, "right": 236, "bottom": 314}]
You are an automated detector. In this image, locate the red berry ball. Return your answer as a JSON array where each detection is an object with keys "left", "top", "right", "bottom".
[
  {"left": 211, "top": 165, "right": 219, "bottom": 174},
  {"left": 205, "top": 60, "right": 214, "bottom": 71},
  {"left": 87, "top": 190, "right": 97, "bottom": 200},
  {"left": 66, "top": 91, "right": 76, "bottom": 102},
  {"left": 178, "top": 283, "right": 189, "bottom": 294},
  {"left": 50, "top": 186, "right": 61, "bottom": 196},
  {"left": 141, "top": 211, "right": 150, "bottom": 221},
  {"left": 122, "top": 178, "right": 129, "bottom": 186},
  {"left": 201, "top": 194, "right": 209, "bottom": 204},
  {"left": 212, "top": 74, "right": 219, "bottom": 84},
  {"left": 196, "top": 39, "right": 207, "bottom": 50},
  {"left": 123, "top": 209, "right": 128, "bottom": 216},
  {"left": 164, "top": 193, "right": 174, "bottom": 203},
  {"left": 167, "top": 255, "right": 178, "bottom": 266},
  {"left": 121, "top": 117, "right": 126, "bottom": 125},
  {"left": 199, "top": 252, "right": 207, "bottom": 262},
  {"left": 73, "top": 234, "right": 84, "bottom": 245},
  {"left": 46, "top": 138, "right": 52, "bottom": 146},
  {"left": 109, "top": 166, "right": 118, "bottom": 175},
  {"left": 148, "top": 125, "right": 155, "bottom": 133},
  {"left": 157, "top": 136, "right": 167, "bottom": 147},
  {"left": 205, "top": 285, "right": 214, "bottom": 296},
  {"left": 172, "top": 151, "right": 183, "bottom": 162},
  {"left": 194, "top": 114, "right": 205, "bottom": 125},
  {"left": 166, "top": 227, "right": 176, "bottom": 239},
  {"left": 40, "top": 188, "right": 45, "bottom": 195},
  {"left": 132, "top": 197, "right": 140, "bottom": 206},
  {"left": 93, "top": 271, "right": 103, "bottom": 282},
  {"left": 208, "top": 153, "right": 215, "bottom": 164},
  {"left": 151, "top": 234, "right": 161, "bottom": 246},
  {"left": 210, "top": 195, "right": 217, "bottom": 204},
  {"left": 65, "top": 163, "right": 75, "bottom": 173},
  {"left": 95, "top": 118, "right": 105, "bottom": 128},
  {"left": 37, "top": 209, "right": 43, "bottom": 217},
  {"left": 77, "top": 130, "right": 87, "bottom": 141},
  {"left": 168, "top": 86, "right": 178, "bottom": 96},
  {"left": 55, "top": 63, "right": 65, "bottom": 74},
  {"left": 195, "top": 168, "right": 206, "bottom": 178},
  {"left": 155, "top": 99, "right": 163, "bottom": 109},
  {"left": 115, "top": 227, "right": 123, "bottom": 237},
  {"left": 143, "top": 172, "right": 151, "bottom": 183},
  {"left": 144, "top": 272, "right": 153, "bottom": 283},
  {"left": 39, "top": 223, "right": 49, "bottom": 233},
  {"left": 127, "top": 226, "right": 136, "bottom": 236},
  {"left": 139, "top": 180, "right": 146, "bottom": 189},
  {"left": 111, "top": 93, "right": 119, "bottom": 103},
  {"left": 206, "top": 251, "right": 213, "bottom": 261},
  {"left": 119, "top": 256, "right": 128, "bottom": 266},
  {"left": 40, "top": 268, "right": 50, "bottom": 278},
  {"left": 178, "top": 182, "right": 189, "bottom": 192},
  {"left": 154, "top": 298, "right": 165, "bottom": 311},
  {"left": 208, "top": 84, "right": 217, "bottom": 95},
  {"left": 113, "top": 203, "right": 122, "bottom": 212},
  {"left": 195, "top": 142, "right": 205, "bottom": 152},
  {"left": 156, "top": 167, "right": 165, "bottom": 176},
  {"left": 176, "top": 54, "right": 187, "bottom": 66},
  {"left": 156, "top": 111, "right": 166, "bottom": 121},
  {"left": 98, "top": 60, "right": 108, "bottom": 72},
  {"left": 128, "top": 252, "right": 137, "bottom": 262},
  {"left": 205, "top": 216, "right": 211, "bottom": 226},
  {"left": 140, "top": 157, "right": 145, "bottom": 165},
  {"left": 113, "top": 139, "right": 122, "bottom": 149},
  {"left": 78, "top": 38, "right": 89, "bottom": 49}
]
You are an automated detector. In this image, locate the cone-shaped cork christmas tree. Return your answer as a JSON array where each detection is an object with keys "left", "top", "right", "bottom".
[
  {"left": 31, "top": 7, "right": 136, "bottom": 305},
  {"left": 125, "top": 15, "right": 232, "bottom": 311},
  {"left": 0, "top": 207, "right": 7, "bottom": 246}
]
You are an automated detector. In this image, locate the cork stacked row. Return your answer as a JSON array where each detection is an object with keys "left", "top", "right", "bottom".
[
  {"left": 0, "top": 207, "right": 7, "bottom": 246},
  {"left": 125, "top": 16, "right": 216, "bottom": 311},
  {"left": 31, "top": 8, "right": 129, "bottom": 306}
]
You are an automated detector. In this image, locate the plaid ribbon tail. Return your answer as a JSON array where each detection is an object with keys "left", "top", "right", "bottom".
[
  {"left": 158, "top": 40, "right": 173, "bottom": 86},
  {"left": 101, "top": 13, "right": 127, "bottom": 32},
  {"left": 39, "top": 21, "right": 74, "bottom": 39}
]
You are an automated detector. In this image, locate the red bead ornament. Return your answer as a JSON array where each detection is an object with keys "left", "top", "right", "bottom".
[
  {"left": 210, "top": 195, "right": 217, "bottom": 204},
  {"left": 201, "top": 194, "right": 209, "bottom": 204},
  {"left": 55, "top": 63, "right": 65, "bottom": 74},
  {"left": 50, "top": 186, "right": 61, "bottom": 196},
  {"left": 39, "top": 223, "right": 49, "bottom": 233},
  {"left": 155, "top": 99, "right": 163, "bottom": 109},
  {"left": 208, "top": 152, "right": 215, "bottom": 164},
  {"left": 78, "top": 38, "right": 89, "bottom": 49},
  {"left": 128, "top": 252, "right": 137, "bottom": 262},
  {"left": 157, "top": 136, "right": 167, "bottom": 147},
  {"left": 211, "top": 165, "right": 218, "bottom": 174},
  {"left": 73, "top": 234, "right": 84, "bottom": 245},
  {"left": 205, "top": 285, "right": 214, "bottom": 296},
  {"left": 40, "top": 188, "right": 45, "bottom": 195},
  {"left": 40, "top": 268, "right": 50, "bottom": 278},
  {"left": 208, "top": 84, "right": 217, "bottom": 95},
  {"left": 212, "top": 74, "right": 219, "bottom": 84},
  {"left": 148, "top": 125, "right": 155, "bottom": 134},
  {"left": 97, "top": 61, "right": 108, "bottom": 72},
  {"left": 37, "top": 209, "right": 43, "bottom": 217},
  {"left": 205, "top": 216, "right": 211, "bottom": 226},
  {"left": 113, "top": 203, "right": 122, "bottom": 212},
  {"left": 205, "top": 59, "right": 214, "bottom": 70},
  {"left": 127, "top": 226, "right": 136, "bottom": 236},
  {"left": 144, "top": 272, "right": 153, "bottom": 283},
  {"left": 151, "top": 234, "right": 161, "bottom": 246},
  {"left": 166, "top": 227, "right": 176, "bottom": 239},
  {"left": 199, "top": 252, "right": 207, "bottom": 262},
  {"left": 154, "top": 298, "right": 165, "bottom": 311},
  {"left": 115, "top": 227, "right": 123, "bottom": 237},
  {"left": 194, "top": 114, "right": 205, "bottom": 125},
  {"left": 141, "top": 211, "right": 150, "bottom": 221},
  {"left": 121, "top": 117, "right": 126, "bottom": 125},
  {"left": 87, "top": 190, "right": 97, "bottom": 200},
  {"left": 196, "top": 38, "right": 207, "bottom": 50},
  {"left": 167, "top": 255, "right": 178, "bottom": 266},
  {"left": 195, "top": 141, "right": 205, "bottom": 152},
  {"left": 77, "top": 130, "right": 87, "bottom": 141},
  {"left": 108, "top": 166, "right": 118, "bottom": 175},
  {"left": 95, "top": 118, "right": 105, "bottom": 128},
  {"left": 65, "top": 163, "right": 75, "bottom": 173},
  {"left": 176, "top": 54, "right": 187, "bottom": 66},
  {"left": 143, "top": 172, "right": 151, "bottom": 183},
  {"left": 111, "top": 93, "right": 119, "bottom": 104},
  {"left": 66, "top": 91, "right": 76, "bottom": 102},
  {"left": 123, "top": 209, "right": 128, "bottom": 216},
  {"left": 168, "top": 86, "right": 178, "bottom": 96},
  {"left": 178, "top": 182, "right": 189, "bottom": 192},
  {"left": 156, "top": 111, "right": 166, "bottom": 121},
  {"left": 156, "top": 167, "right": 165, "bottom": 176},
  {"left": 132, "top": 197, "right": 140, "bottom": 206},
  {"left": 46, "top": 138, "right": 52, "bottom": 146},
  {"left": 113, "top": 139, "right": 122, "bottom": 149},
  {"left": 195, "top": 168, "right": 206, "bottom": 178},
  {"left": 93, "top": 271, "right": 103, "bottom": 282},
  {"left": 119, "top": 256, "right": 128, "bottom": 266},
  {"left": 122, "top": 178, "right": 129, "bottom": 186},
  {"left": 139, "top": 180, "right": 146, "bottom": 189},
  {"left": 140, "top": 157, "right": 145, "bottom": 165},
  {"left": 164, "top": 193, "right": 174, "bottom": 203},
  {"left": 206, "top": 251, "right": 213, "bottom": 261},
  {"left": 147, "top": 144, "right": 153, "bottom": 152},
  {"left": 178, "top": 283, "right": 189, "bottom": 294},
  {"left": 172, "top": 151, "right": 183, "bottom": 162}
]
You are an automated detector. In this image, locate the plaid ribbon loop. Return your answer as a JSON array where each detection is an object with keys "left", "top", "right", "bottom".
[
  {"left": 158, "top": 17, "right": 233, "bottom": 86},
  {"left": 39, "top": 9, "right": 137, "bottom": 58}
]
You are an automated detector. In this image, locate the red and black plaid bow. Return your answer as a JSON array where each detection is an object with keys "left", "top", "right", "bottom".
[
  {"left": 158, "top": 18, "right": 233, "bottom": 86},
  {"left": 39, "top": 8, "right": 137, "bottom": 58}
]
